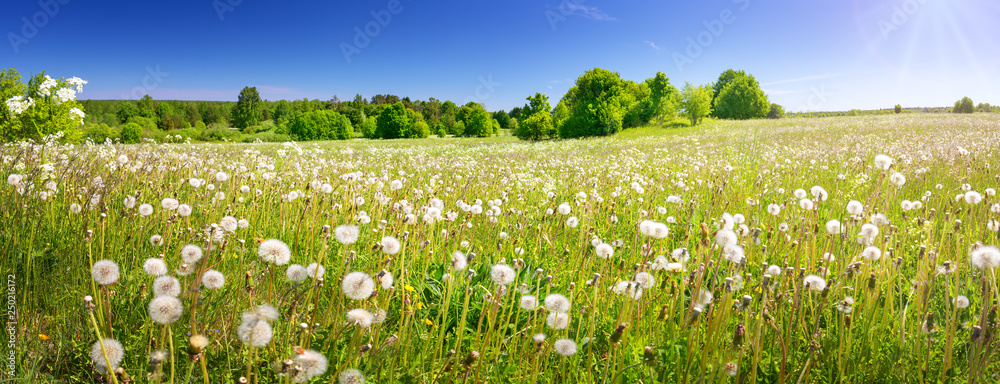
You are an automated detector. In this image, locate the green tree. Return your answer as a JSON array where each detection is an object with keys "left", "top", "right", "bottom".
[
  {"left": 375, "top": 102, "right": 411, "bottom": 139},
  {"left": 463, "top": 107, "right": 493, "bottom": 137},
  {"left": 557, "top": 68, "right": 636, "bottom": 138},
  {"left": 681, "top": 82, "right": 713, "bottom": 126},
  {"left": 766, "top": 103, "right": 785, "bottom": 119},
  {"left": 894, "top": 104, "right": 902, "bottom": 114},
  {"left": 1, "top": 72, "right": 88, "bottom": 141},
  {"left": 232, "top": 86, "right": 263, "bottom": 130},
  {"left": 953, "top": 97, "right": 974, "bottom": 114},
  {"left": 712, "top": 74, "right": 769, "bottom": 120},
  {"left": 136, "top": 95, "right": 156, "bottom": 119},
  {"left": 359, "top": 115, "right": 377, "bottom": 138},
  {"left": 515, "top": 111, "right": 555, "bottom": 141},
  {"left": 120, "top": 122, "right": 142, "bottom": 143},
  {"left": 522, "top": 93, "right": 552, "bottom": 119},
  {"left": 646, "top": 71, "right": 680, "bottom": 125}
]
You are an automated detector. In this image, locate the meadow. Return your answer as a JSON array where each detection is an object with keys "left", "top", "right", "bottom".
[{"left": 3, "top": 114, "right": 1000, "bottom": 383}]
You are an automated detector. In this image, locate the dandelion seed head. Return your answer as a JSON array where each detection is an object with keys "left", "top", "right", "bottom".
[
  {"left": 546, "top": 312, "right": 570, "bottom": 330},
  {"left": 595, "top": 243, "right": 614, "bottom": 259},
  {"left": 148, "top": 296, "right": 184, "bottom": 324},
  {"left": 544, "top": 294, "right": 571, "bottom": 313},
  {"left": 803, "top": 275, "right": 826, "bottom": 292},
  {"left": 258, "top": 239, "right": 292, "bottom": 265},
  {"left": 153, "top": 275, "right": 181, "bottom": 297},
  {"left": 971, "top": 246, "right": 1000, "bottom": 270},
  {"left": 380, "top": 236, "right": 401, "bottom": 254},
  {"left": 346, "top": 308, "right": 375, "bottom": 328},
  {"left": 181, "top": 244, "right": 203, "bottom": 263},
  {"left": 90, "top": 338, "right": 124, "bottom": 374},
  {"left": 143, "top": 258, "right": 168, "bottom": 277},
  {"left": 342, "top": 272, "right": 375, "bottom": 300},
  {"left": 520, "top": 295, "right": 538, "bottom": 310},
  {"left": 553, "top": 339, "right": 577, "bottom": 356},
  {"left": 286, "top": 265, "right": 308, "bottom": 282},
  {"left": 202, "top": 270, "right": 225, "bottom": 289},
  {"left": 91, "top": 260, "right": 119, "bottom": 285}
]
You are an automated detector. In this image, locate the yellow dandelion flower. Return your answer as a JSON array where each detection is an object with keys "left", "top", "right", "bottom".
[{"left": 424, "top": 319, "right": 434, "bottom": 326}]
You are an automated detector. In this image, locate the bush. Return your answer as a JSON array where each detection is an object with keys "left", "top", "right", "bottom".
[
  {"left": 84, "top": 123, "right": 116, "bottom": 143},
  {"left": 766, "top": 103, "right": 785, "bottom": 119},
  {"left": 128, "top": 116, "right": 157, "bottom": 132},
  {"left": 359, "top": 117, "right": 377, "bottom": 138},
  {"left": 120, "top": 122, "right": 142, "bottom": 144},
  {"left": 515, "top": 112, "right": 556, "bottom": 141},
  {"left": 201, "top": 127, "right": 240, "bottom": 142},
  {"left": 242, "top": 131, "right": 292, "bottom": 143},
  {"left": 288, "top": 111, "right": 353, "bottom": 141}
]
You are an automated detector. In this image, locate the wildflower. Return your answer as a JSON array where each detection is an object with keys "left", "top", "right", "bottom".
[
  {"left": 826, "top": 220, "right": 842, "bottom": 235},
  {"left": 861, "top": 246, "right": 881, "bottom": 260},
  {"left": 520, "top": 295, "right": 538, "bottom": 310},
  {"left": 546, "top": 312, "right": 570, "bottom": 329},
  {"left": 377, "top": 270, "right": 394, "bottom": 289},
  {"left": 989, "top": 220, "right": 1000, "bottom": 232},
  {"left": 254, "top": 305, "right": 280, "bottom": 321},
  {"left": 595, "top": 243, "right": 614, "bottom": 259},
  {"left": 566, "top": 216, "right": 579, "bottom": 228},
  {"left": 451, "top": 251, "right": 468, "bottom": 270},
  {"left": 215, "top": 171, "right": 229, "bottom": 182},
  {"left": 553, "top": 339, "right": 577, "bottom": 356},
  {"left": 70, "top": 203, "right": 82, "bottom": 214},
  {"left": 955, "top": 295, "right": 970, "bottom": 309},
  {"left": 153, "top": 276, "right": 181, "bottom": 297},
  {"left": 847, "top": 200, "right": 864, "bottom": 215},
  {"left": 557, "top": 203, "right": 571, "bottom": 215},
  {"left": 177, "top": 204, "right": 192, "bottom": 216},
  {"left": 161, "top": 198, "right": 179, "bottom": 210},
  {"left": 716, "top": 229, "right": 737, "bottom": 248},
  {"left": 635, "top": 272, "right": 654, "bottom": 289},
  {"left": 220, "top": 216, "right": 238, "bottom": 232},
  {"left": 6, "top": 174, "right": 22, "bottom": 186},
  {"left": 258, "top": 239, "right": 292, "bottom": 265},
  {"left": 291, "top": 349, "right": 328, "bottom": 383},
  {"left": 124, "top": 195, "right": 137, "bottom": 209},
  {"left": 346, "top": 308, "right": 375, "bottom": 328},
  {"left": 799, "top": 198, "right": 814, "bottom": 210},
  {"left": 189, "top": 335, "right": 209, "bottom": 353},
  {"left": 890, "top": 172, "right": 906, "bottom": 187},
  {"left": 544, "top": 294, "right": 571, "bottom": 313},
  {"left": 836, "top": 296, "right": 854, "bottom": 313},
  {"left": 181, "top": 244, "right": 203, "bottom": 263},
  {"left": 874, "top": 154, "right": 893, "bottom": 170},
  {"left": 143, "top": 258, "right": 168, "bottom": 277},
  {"left": 237, "top": 317, "right": 273, "bottom": 347},
  {"left": 767, "top": 203, "right": 781, "bottom": 216},
  {"left": 694, "top": 289, "right": 713, "bottom": 309},
  {"left": 767, "top": 265, "right": 781, "bottom": 276},
  {"left": 613, "top": 281, "right": 643, "bottom": 300},
  {"left": 965, "top": 191, "right": 983, "bottom": 205},
  {"left": 803, "top": 275, "right": 826, "bottom": 292},
  {"left": 723, "top": 245, "right": 745, "bottom": 264},
  {"left": 794, "top": 189, "right": 808, "bottom": 199},
  {"left": 90, "top": 338, "right": 124, "bottom": 374},
  {"left": 532, "top": 333, "right": 546, "bottom": 345},
  {"left": 286, "top": 265, "right": 308, "bottom": 282},
  {"left": 139, "top": 203, "right": 154, "bottom": 216},
  {"left": 338, "top": 369, "right": 366, "bottom": 384},
  {"left": 380, "top": 236, "right": 401, "bottom": 254},
  {"left": 148, "top": 296, "right": 184, "bottom": 324},
  {"left": 149, "top": 234, "right": 164, "bottom": 246},
  {"left": 651, "top": 255, "right": 669, "bottom": 271},
  {"left": 342, "top": 272, "right": 375, "bottom": 300},
  {"left": 723, "top": 362, "right": 738, "bottom": 377},
  {"left": 810, "top": 186, "right": 828, "bottom": 201},
  {"left": 202, "top": 270, "right": 225, "bottom": 289},
  {"left": 490, "top": 264, "right": 516, "bottom": 286},
  {"left": 334, "top": 225, "right": 360, "bottom": 244},
  {"left": 91, "top": 260, "right": 119, "bottom": 285},
  {"left": 970, "top": 246, "right": 1000, "bottom": 270},
  {"left": 666, "top": 262, "right": 684, "bottom": 272}
]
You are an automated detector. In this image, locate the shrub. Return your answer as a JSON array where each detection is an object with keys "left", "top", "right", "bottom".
[{"left": 119, "top": 122, "right": 142, "bottom": 144}]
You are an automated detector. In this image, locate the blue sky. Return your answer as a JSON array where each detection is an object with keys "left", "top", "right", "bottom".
[{"left": 3, "top": 0, "right": 998, "bottom": 112}]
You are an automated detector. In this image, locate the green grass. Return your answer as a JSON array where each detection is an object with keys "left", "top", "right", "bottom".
[{"left": 3, "top": 114, "right": 1000, "bottom": 383}]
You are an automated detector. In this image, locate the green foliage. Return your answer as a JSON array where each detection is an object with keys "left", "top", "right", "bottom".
[
  {"left": 514, "top": 111, "right": 556, "bottom": 141},
  {"left": 375, "top": 103, "right": 412, "bottom": 139},
  {"left": 953, "top": 97, "right": 975, "bottom": 114},
  {"left": 359, "top": 115, "right": 377, "bottom": 138},
  {"left": 557, "top": 68, "right": 638, "bottom": 138},
  {"left": 115, "top": 102, "right": 138, "bottom": 124},
  {"left": 289, "top": 110, "right": 354, "bottom": 141},
  {"left": 412, "top": 120, "right": 431, "bottom": 139},
  {"left": 136, "top": 95, "right": 156, "bottom": 119},
  {"left": 84, "top": 122, "right": 116, "bottom": 143},
  {"left": 681, "top": 82, "right": 713, "bottom": 126},
  {"left": 712, "top": 72, "right": 769, "bottom": 120},
  {"left": 232, "top": 86, "right": 263, "bottom": 130},
  {"left": 767, "top": 103, "right": 785, "bottom": 119},
  {"left": 119, "top": 122, "right": 142, "bottom": 143},
  {"left": 522, "top": 92, "right": 552, "bottom": 120},
  {"left": 894, "top": 104, "right": 903, "bottom": 114},
  {"left": 128, "top": 116, "right": 157, "bottom": 132},
  {"left": 1, "top": 72, "right": 87, "bottom": 142},
  {"left": 645, "top": 71, "right": 681, "bottom": 124},
  {"left": 200, "top": 126, "right": 240, "bottom": 141},
  {"left": 462, "top": 106, "right": 494, "bottom": 137}
]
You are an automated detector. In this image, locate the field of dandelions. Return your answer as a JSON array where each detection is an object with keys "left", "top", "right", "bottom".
[{"left": 4, "top": 113, "right": 1000, "bottom": 383}]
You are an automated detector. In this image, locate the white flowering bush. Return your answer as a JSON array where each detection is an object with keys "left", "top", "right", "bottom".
[{"left": 1, "top": 69, "right": 88, "bottom": 142}]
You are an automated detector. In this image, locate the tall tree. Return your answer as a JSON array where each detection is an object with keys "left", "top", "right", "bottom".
[
  {"left": 232, "top": 86, "right": 263, "bottom": 130},
  {"left": 953, "top": 97, "right": 974, "bottom": 113},
  {"left": 681, "top": 82, "right": 713, "bottom": 126},
  {"left": 645, "top": 71, "right": 680, "bottom": 125},
  {"left": 712, "top": 73, "right": 769, "bottom": 120}
]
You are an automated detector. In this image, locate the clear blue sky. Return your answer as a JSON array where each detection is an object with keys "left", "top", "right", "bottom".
[{"left": 4, "top": 0, "right": 998, "bottom": 112}]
